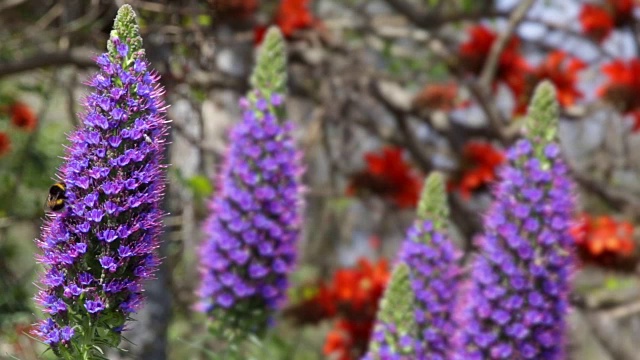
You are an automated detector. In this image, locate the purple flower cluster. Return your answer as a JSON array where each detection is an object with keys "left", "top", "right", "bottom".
[
  {"left": 400, "top": 220, "right": 460, "bottom": 359},
  {"left": 33, "top": 36, "right": 168, "bottom": 351},
  {"left": 453, "top": 139, "right": 574, "bottom": 359},
  {"left": 197, "top": 91, "right": 303, "bottom": 332},
  {"left": 363, "top": 322, "right": 422, "bottom": 360}
]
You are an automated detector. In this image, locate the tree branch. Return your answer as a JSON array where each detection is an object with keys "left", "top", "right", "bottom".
[
  {"left": 370, "top": 79, "right": 433, "bottom": 173},
  {"left": 478, "top": 0, "right": 535, "bottom": 89},
  {"left": 383, "top": 0, "right": 506, "bottom": 29},
  {"left": 0, "top": 50, "right": 95, "bottom": 78}
]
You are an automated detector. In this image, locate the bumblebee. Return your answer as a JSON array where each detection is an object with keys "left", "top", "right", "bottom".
[{"left": 45, "top": 182, "right": 66, "bottom": 212}]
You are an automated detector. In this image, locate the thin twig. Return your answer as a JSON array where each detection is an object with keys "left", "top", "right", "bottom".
[
  {"left": 600, "top": 299, "right": 640, "bottom": 320},
  {"left": 468, "top": 81, "right": 512, "bottom": 143},
  {"left": 568, "top": 161, "right": 640, "bottom": 215},
  {"left": 370, "top": 80, "right": 433, "bottom": 172},
  {"left": 478, "top": 0, "right": 535, "bottom": 89}
]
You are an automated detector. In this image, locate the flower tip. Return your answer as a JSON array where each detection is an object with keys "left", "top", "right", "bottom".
[
  {"left": 108, "top": 4, "right": 143, "bottom": 57},
  {"left": 263, "top": 26, "right": 285, "bottom": 45},
  {"left": 525, "top": 80, "right": 559, "bottom": 151},
  {"left": 417, "top": 171, "right": 448, "bottom": 223}
]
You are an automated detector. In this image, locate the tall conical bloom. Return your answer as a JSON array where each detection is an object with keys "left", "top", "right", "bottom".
[
  {"left": 197, "top": 91, "right": 303, "bottom": 333},
  {"left": 400, "top": 173, "right": 461, "bottom": 359},
  {"left": 32, "top": 5, "right": 168, "bottom": 358},
  {"left": 363, "top": 263, "right": 421, "bottom": 360},
  {"left": 454, "top": 81, "right": 575, "bottom": 359},
  {"left": 197, "top": 27, "right": 303, "bottom": 335},
  {"left": 364, "top": 173, "right": 461, "bottom": 360}
]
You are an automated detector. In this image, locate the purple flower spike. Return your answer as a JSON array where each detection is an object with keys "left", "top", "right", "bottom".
[
  {"left": 453, "top": 139, "right": 575, "bottom": 360},
  {"left": 197, "top": 90, "right": 304, "bottom": 335},
  {"left": 32, "top": 5, "right": 168, "bottom": 357},
  {"left": 400, "top": 219, "right": 461, "bottom": 358}
]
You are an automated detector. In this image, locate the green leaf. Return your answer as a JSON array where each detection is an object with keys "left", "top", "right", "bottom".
[
  {"left": 462, "top": 0, "right": 476, "bottom": 12},
  {"left": 197, "top": 14, "right": 212, "bottom": 26},
  {"left": 186, "top": 175, "right": 214, "bottom": 198}
]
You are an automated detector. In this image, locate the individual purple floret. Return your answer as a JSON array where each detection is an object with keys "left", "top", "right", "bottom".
[
  {"left": 33, "top": 26, "right": 168, "bottom": 356},
  {"left": 453, "top": 139, "right": 574, "bottom": 360},
  {"left": 197, "top": 91, "right": 303, "bottom": 334},
  {"left": 400, "top": 220, "right": 461, "bottom": 359}
]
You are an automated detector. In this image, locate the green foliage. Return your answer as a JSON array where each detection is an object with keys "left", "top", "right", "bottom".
[
  {"left": 250, "top": 27, "right": 287, "bottom": 100},
  {"left": 0, "top": 241, "right": 32, "bottom": 325},
  {"left": 0, "top": 113, "right": 68, "bottom": 218},
  {"left": 197, "top": 14, "right": 212, "bottom": 26},
  {"left": 186, "top": 175, "right": 214, "bottom": 198},
  {"left": 417, "top": 172, "right": 448, "bottom": 231},
  {"left": 107, "top": 4, "right": 143, "bottom": 58}
]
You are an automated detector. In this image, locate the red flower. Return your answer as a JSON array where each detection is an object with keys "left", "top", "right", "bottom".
[
  {"left": 571, "top": 214, "right": 637, "bottom": 271},
  {"left": 274, "top": 0, "right": 315, "bottom": 36},
  {"left": 347, "top": 146, "right": 423, "bottom": 208},
  {"left": 412, "top": 83, "right": 458, "bottom": 111},
  {"left": 304, "top": 258, "right": 390, "bottom": 360},
  {"left": 0, "top": 132, "right": 10, "bottom": 157},
  {"left": 254, "top": 26, "right": 269, "bottom": 44},
  {"left": 449, "top": 141, "right": 505, "bottom": 198},
  {"left": 535, "top": 51, "right": 586, "bottom": 107},
  {"left": 254, "top": 0, "right": 317, "bottom": 44},
  {"left": 330, "top": 258, "right": 388, "bottom": 316},
  {"left": 459, "top": 25, "right": 498, "bottom": 74},
  {"left": 579, "top": 4, "right": 614, "bottom": 42},
  {"left": 459, "top": 25, "right": 531, "bottom": 101},
  {"left": 323, "top": 319, "right": 373, "bottom": 360},
  {"left": 514, "top": 51, "right": 586, "bottom": 115},
  {"left": 9, "top": 101, "right": 37, "bottom": 132},
  {"left": 598, "top": 58, "right": 640, "bottom": 130},
  {"left": 323, "top": 321, "right": 353, "bottom": 360}
]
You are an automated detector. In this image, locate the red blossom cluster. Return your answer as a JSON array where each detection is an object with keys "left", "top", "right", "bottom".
[
  {"left": 448, "top": 141, "right": 505, "bottom": 198},
  {"left": 576, "top": 1, "right": 640, "bottom": 131},
  {"left": 255, "top": 0, "right": 317, "bottom": 44},
  {"left": 0, "top": 101, "right": 38, "bottom": 158},
  {"left": 533, "top": 51, "right": 586, "bottom": 107},
  {"left": 9, "top": 101, "right": 37, "bottom": 132},
  {"left": 459, "top": 25, "right": 531, "bottom": 101},
  {"left": 285, "top": 258, "right": 390, "bottom": 360},
  {"left": 598, "top": 58, "right": 640, "bottom": 130},
  {"left": 571, "top": 214, "right": 637, "bottom": 271},
  {"left": 347, "top": 146, "right": 423, "bottom": 208},
  {"left": 459, "top": 25, "right": 586, "bottom": 116},
  {"left": 321, "top": 258, "right": 389, "bottom": 360},
  {"left": 579, "top": 0, "right": 635, "bottom": 42},
  {"left": 514, "top": 50, "right": 586, "bottom": 114}
]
